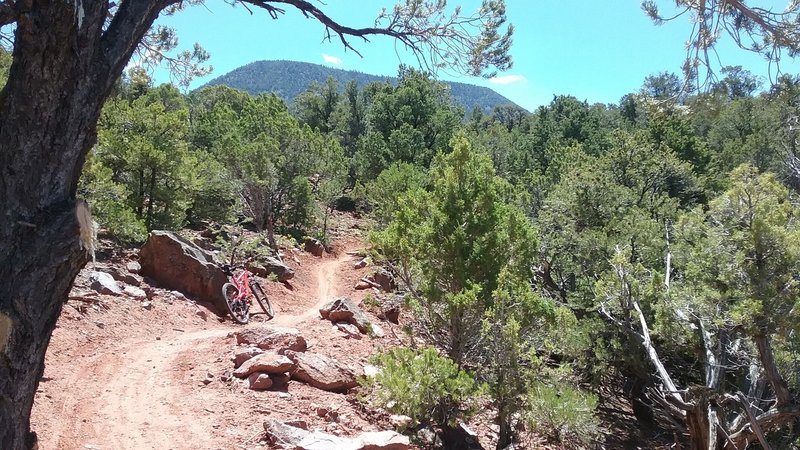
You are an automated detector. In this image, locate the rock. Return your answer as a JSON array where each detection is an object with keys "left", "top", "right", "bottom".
[
  {"left": 285, "top": 420, "right": 309, "bottom": 430},
  {"left": 335, "top": 322, "right": 362, "bottom": 339},
  {"left": 195, "top": 309, "right": 207, "bottom": 321},
  {"left": 247, "top": 372, "right": 273, "bottom": 390},
  {"left": 108, "top": 267, "right": 142, "bottom": 286},
  {"left": 269, "top": 373, "right": 291, "bottom": 390},
  {"left": 232, "top": 347, "right": 263, "bottom": 368},
  {"left": 319, "top": 298, "right": 371, "bottom": 334},
  {"left": 304, "top": 237, "right": 324, "bottom": 257},
  {"left": 416, "top": 427, "right": 440, "bottom": 447},
  {"left": 249, "top": 256, "right": 295, "bottom": 282},
  {"left": 234, "top": 326, "right": 307, "bottom": 353},
  {"left": 354, "top": 431, "right": 412, "bottom": 449},
  {"left": 234, "top": 352, "right": 296, "bottom": 378},
  {"left": 313, "top": 404, "right": 330, "bottom": 417},
  {"left": 264, "top": 420, "right": 313, "bottom": 449},
  {"left": 362, "top": 364, "right": 381, "bottom": 378},
  {"left": 284, "top": 351, "right": 358, "bottom": 392},
  {"left": 354, "top": 280, "right": 373, "bottom": 290},
  {"left": 378, "top": 305, "right": 400, "bottom": 324},
  {"left": 354, "top": 257, "right": 369, "bottom": 269},
  {"left": 138, "top": 231, "right": 228, "bottom": 310},
  {"left": 367, "top": 269, "right": 395, "bottom": 292},
  {"left": 123, "top": 285, "right": 147, "bottom": 299},
  {"left": 89, "top": 271, "right": 122, "bottom": 295},
  {"left": 369, "top": 323, "right": 385, "bottom": 338},
  {"left": 122, "top": 274, "right": 142, "bottom": 287},
  {"left": 141, "top": 301, "right": 153, "bottom": 310},
  {"left": 263, "top": 420, "right": 410, "bottom": 450},
  {"left": 389, "top": 415, "right": 412, "bottom": 429},
  {"left": 126, "top": 261, "right": 141, "bottom": 274}
]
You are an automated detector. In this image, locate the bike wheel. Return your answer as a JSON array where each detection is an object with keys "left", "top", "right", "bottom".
[
  {"left": 250, "top": 281, "right": 274, "bottom": 320},
  {"left": 222, "top": 282, "right": 249, "bottom": 324}
]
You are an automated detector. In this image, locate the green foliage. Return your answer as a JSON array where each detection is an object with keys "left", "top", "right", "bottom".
[
  {"left": 189, "top": 88, "right": 347, "bottom": 238},
  {"left": 293, "top": 76, "right": 341, "bottom": 133},
  {"left": 78, "top": 152, "right": 147, "bottom": 243},
  {"left": 674, "top": 165, "right": 800, "bottom": 336},
  {"left": 205, "top": 60, "right": 518, "bottom": 113},
  {"left": 526, "top": 381, "right": 600, "bottom": 447},
  {"left": 353, "top": 68, "right": 462, "bottom": 179},
  {"left": 95, "top": 83, "right": 197, "bottom": 232},
  {"left": 364, "top": 162, "right": 428, "bottom": 226},
  {"left": 362, "top": 346, "right": 485, "bottom": 428},
  {"left": 374, "top": 132, "right": 534, "bottom": 364}
]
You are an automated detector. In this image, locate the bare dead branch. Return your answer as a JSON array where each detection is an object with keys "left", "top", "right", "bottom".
[{"left": 735, "top": 391, "right": 772, "bottom": 450}]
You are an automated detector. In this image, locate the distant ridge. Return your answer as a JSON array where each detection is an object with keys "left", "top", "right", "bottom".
[{"left": 203, "top": 60, "right": 523, "bottom": 113}]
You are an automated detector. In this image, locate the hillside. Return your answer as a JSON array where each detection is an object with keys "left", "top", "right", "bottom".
[{"left": 203, "top": 60, "right": 522, "bottom": 112}]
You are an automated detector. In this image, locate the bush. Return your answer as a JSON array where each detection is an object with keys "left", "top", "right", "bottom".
[
  {"left": 361, "top": 346, "right": 485, "bottom": 428},
  {"left": 78, "top": 154, "right": 147, "bottom": 244},
  {"left": 526, "top": 381, "right": 601, "bottom": 448}
]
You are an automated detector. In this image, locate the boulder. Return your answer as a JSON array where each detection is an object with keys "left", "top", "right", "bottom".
[
  {"left": 234, "top": 352, "right": 296, "bottom": 378},
  {"left": 249, "top": 256, "right": 295, "bottom": 282},
  {"left": 284, "top": 351, "right": 358, "bottom": 392},
  {"left": 263, "top": 420, "right": 411, "bottom": 450},
  {"left": 247, "top": 372, "right": 273, "bottom": 390},
  {"left": 234, "top": 326, "right": 307, "bottom": 353},
  {"left": 139, "top": 231, "right": 228, "bottom": 310},
  {"left": 319, "top": 298, "right": 371, "bottom": 334},
  {"left": 89, "top": 271, "right": 122, "bottom": 295},
  {"left": 232, "top": 347, "right": 264, "bottom": 368},
  {"left": 304, "top": 237, "right": 324, "bottom": 257}
]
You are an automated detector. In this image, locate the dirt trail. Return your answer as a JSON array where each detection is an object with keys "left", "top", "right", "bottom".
[{"left": 35, "top": 249, "right": 357, "bottom": 450}]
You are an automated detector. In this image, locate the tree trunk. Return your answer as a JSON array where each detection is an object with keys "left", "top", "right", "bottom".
[
  {"left": 0, "top": 2, "right": 171, "bottom": 448},
  {"left": 754, "top": 334, "right": 791, "bottom": 407},
  {"left": 265, "top": 194, "right": 278, "bottom": 250}
]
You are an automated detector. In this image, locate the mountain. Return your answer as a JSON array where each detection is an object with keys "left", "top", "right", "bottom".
[{"left": 202, "top": 60, "right": 522, "bottom": 112}]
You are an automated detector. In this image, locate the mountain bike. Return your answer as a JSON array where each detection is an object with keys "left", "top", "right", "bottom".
[{"left": 221, "top": 258, "right": 274, "bottom": 324}]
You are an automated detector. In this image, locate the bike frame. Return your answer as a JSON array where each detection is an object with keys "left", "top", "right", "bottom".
[{"left": 230, "top": 268, "right": 253, "bottom": 303}]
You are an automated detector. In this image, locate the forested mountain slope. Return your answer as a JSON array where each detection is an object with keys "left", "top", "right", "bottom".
[{"left": 203, "top": 60, "right": 521, "bottom": 112}]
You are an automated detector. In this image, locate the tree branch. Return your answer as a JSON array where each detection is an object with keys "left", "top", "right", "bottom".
[
  {"left": 726, "top": 405, "right": 800, "bottom": 450},
  {"left": 96, "top": 0, "right": 180, "bottom": 92},
  {"left": 735, "top": 391, "right": 772, "bottom": 450},
  {"left": 239, "top": 0, "right": 512, "bottom": 77},
  {"left": 0, "top": 1, "right": 17, "bottom": 26},
  {"left": 753, "top": 333, "right": 792, "bottom": 408}
]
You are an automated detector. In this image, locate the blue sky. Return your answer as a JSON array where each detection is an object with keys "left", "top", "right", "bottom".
[{"left": 153, "top": 1, "right": 800, "bottom": 111}]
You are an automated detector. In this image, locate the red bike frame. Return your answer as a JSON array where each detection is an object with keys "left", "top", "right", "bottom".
[{"left": 228, "top": 267, "right": 253, "bottom": 306}]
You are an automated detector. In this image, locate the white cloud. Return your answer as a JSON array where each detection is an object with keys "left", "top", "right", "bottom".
[
  {"left": 321, "top": 54, "right": 343, "bottom": 65},
  {"left": 488, "top": 74, "right": 526, "bottom": 85}
]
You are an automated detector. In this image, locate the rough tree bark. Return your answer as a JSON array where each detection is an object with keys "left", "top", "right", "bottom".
[{"left": 0, "top": 2, "right": 170, "bottom": 448}]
